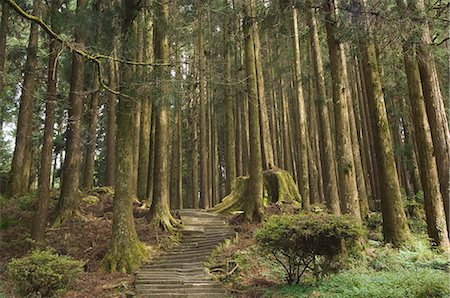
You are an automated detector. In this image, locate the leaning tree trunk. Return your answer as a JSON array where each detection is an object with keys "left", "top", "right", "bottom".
[
  {"left": 102, "top": 0, "right": 148, "bottom": 273},
  {"left": 55, "top": 0, "right": 88, "bottom": 224},
  {"left": 412, "top": 0, "right": 450, "bottom": 233},
  {"left": 7, "top": 0, "right": 40, "bottom": 198},
  {"left": 403, "top": 43, "right": 449, "bottom": 250},
  {"left": 147, "top": 0, "right": 180, "bottom": 230}
]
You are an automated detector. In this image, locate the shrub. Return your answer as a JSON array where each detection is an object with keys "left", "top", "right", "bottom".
[
  {"left": 7, "top": 248, "right": 84, "bottom": 297},
  {"left": 256, "top": 213, "right": 364, "bottom": 284}
]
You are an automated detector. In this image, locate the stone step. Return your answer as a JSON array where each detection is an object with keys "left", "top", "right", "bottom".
[
  {"left": 136, "top": 291, "right": 227, "bottom": 297},
  {"left": 135, "top": 209, "right": 232, "bottom": 298}
]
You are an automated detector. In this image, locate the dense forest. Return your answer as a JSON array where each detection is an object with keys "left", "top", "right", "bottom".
[{"left": 0, "top": 0, "right": 449, "bottom": 297}]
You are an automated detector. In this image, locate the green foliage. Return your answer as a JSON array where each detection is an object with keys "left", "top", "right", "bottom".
[
  {"left": 7, "top": 249, "right": 84, "bottom": 297},
  {"left": 256, "top": 213, "right": 364, "bottom": 284},
  {"left": 265, "top": 269, "right": 450, "bottom": 298}
]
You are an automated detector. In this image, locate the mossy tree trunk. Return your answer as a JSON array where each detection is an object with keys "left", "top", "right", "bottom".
[
  {"left": 403, "top": 42, "right": 449, "bottom": 250},
  {"left": 102, "top": 0, "right": 148, "bottom": 273},
  {"left": 147, "top": 0, "right": 179, "bottom": 230},
  {"left": 7, "top": 0, "right": 40, "bottom": 198},
  {"left": 211, "top": 169, "right": 301, "bottom": 215},
  {"left": 323, "top": 0, "right": 361, "bottom": 221},
  {"left": 411, "top": 0, "right": 450, "bottom": 234},
  {"left": 55, "top": 0, "right": 88, "bottom": 224},
  {"left": 352, "top": 0, "right": 409, "bottom": 245},
  {"left": 243, "top": 0, "right": 264, "bottom": 222}
]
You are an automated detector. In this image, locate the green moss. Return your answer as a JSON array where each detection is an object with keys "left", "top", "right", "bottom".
[
  {"left": 211, "top": 169, "right": 302, "bottom": 215},
  {"left": 101, "top": 237, "right": 149, "bottom": 273},
  {"left": 81, "top": 195, "right": 100, "bottom": 205}
]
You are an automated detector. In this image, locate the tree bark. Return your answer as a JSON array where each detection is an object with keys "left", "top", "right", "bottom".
[
  {"left": 412, "top": 0, "right": 450, "bottom": 233},
  {"left": 403, "top": 43, "right": 449, "bottom": 250},
  {"left": 243, "top": 0, "right": 263, "bottom": 221},
  {"left": 291, "top": 5, "right": 310, "bottom": 209},
  {"left": 147, "top": 0, "right": 179, "bottom": 230},
  {"left": 55, "top": 0, "right": 87, "bottom": 224},
  {"left": 353, "top": 0, "right": 409, "bottom": 245},
  {"left": 7, "top": 0, "right": 40, "bottom": 198},
  {"left": 308, "top": 6, "right": 340, "bottom": 214},
  {"left": 32, "top": 31, "right": 59, "bottom": 243},
  {"left": 323, "top": 0, "right": 361, "bottom": 220},
  {"left": 223, "top": 0, "right": 236, "bottom": 195}
]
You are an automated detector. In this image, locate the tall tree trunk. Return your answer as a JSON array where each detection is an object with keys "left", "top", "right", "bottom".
[
  {"left": 7, "top": 0, "right": 40, "bottom": 198},
  {"left": 342, "top": 46, "right": 369, "bottom": 218},
  {"left": 189, "top": 93, "right": 199, "bottom": 208},
  {"left": 323, "top": 0, "right": 361, "bottom": 220},
  {"left": 223, "top": 0, "right": 236, "bottom": 195},
  {"left": 102, "top": 0, "right": 148, "bottom": 272},
  {"left": 137, "top": 13, "right": 153, "bottom": 200},
  {"left": 403, "top": 44, "right": 449, "bottom": 250},
  {"left": 170, "top": 47, "right": 182, "bottom": 210},
  {"left": 55, "top": 0, "right": 87, "bottom": 224},
  {"left": 105, "top": 53, "right": 117, "bottom": 187},
  {"left": 32, "top": 31, "right": 59, "bottom": 242},
  {"left": 243, "top": 0, "right": 263, "bottom": 221},
  {"left": 412, "top": 0, "right": 450, "bottom": 232},
  {"left": 353, "top": 0, "right": 409, "bottom": 245},
  {"left": 249, "top": 0, "right": 274, "bottom": 170},
  {"left": 291, "top": 5, "right": 310, "bottom": 209},
  {"left": 81, "top": 69, "right": 99, "bottom": 190},
  {"left": 0, "top": 2, "right": 9, "bottom": 137},
  {"left": 148, "top": 0, "right": 179, "bottom": 230},
  {"left": 198, "top": 10, "right": 209, "bottom": 209}
]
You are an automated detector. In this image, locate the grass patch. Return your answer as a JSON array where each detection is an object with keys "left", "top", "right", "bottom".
[{"left": 265, "top": 268, "right": 450, "bottom": 298}]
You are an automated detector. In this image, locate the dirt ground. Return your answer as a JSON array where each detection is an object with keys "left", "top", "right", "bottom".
[{"left": 0, "top": 189, "right": 169, "bottom": 297}]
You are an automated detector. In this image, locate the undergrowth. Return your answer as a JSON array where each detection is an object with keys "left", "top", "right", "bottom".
[{"left": 209, "top": 212, "right": 450, "bottom": 298}]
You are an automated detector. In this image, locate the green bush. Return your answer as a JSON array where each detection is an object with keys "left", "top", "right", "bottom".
[
  {"left": 256, "top": 213, "right": 364, "bottom": 284},
  {"left": 7, "top": 249, "right": 84, "bottom": 297}
]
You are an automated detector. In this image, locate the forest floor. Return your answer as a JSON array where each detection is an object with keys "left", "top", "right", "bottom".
[
  {"left": 207, "top": 207, "right": 450, "bottom": 298},
  {"left": 0, "top": 188, "right": 172, "bottom": 297}
]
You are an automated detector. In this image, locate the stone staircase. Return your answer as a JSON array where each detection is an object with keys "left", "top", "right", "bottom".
[{"left": 134, "top": 209, "right": 234, "bottom": 297}]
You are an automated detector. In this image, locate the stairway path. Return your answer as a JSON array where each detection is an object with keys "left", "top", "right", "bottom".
[{"left": 134, "top": 209, "right": 233, "bottom": 298}]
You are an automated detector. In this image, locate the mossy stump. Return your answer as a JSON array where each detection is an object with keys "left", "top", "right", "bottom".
[{"left": 210, "top": 168, "right": 302, "bottom": 215}]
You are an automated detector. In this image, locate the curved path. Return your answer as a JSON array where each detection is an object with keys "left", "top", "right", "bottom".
[{"left": 135, "top": 209, "right": 233, "bottom": 297}]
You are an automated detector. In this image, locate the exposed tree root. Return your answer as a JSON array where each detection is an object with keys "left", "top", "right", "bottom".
[
  {"left": 149, "top": 208, "right": 181, "bottom": 232},
  {"left": 101, "top": 236, "right": 148, "bottom": 273},
  {"left": 210, "top": 168, "right": 301, "bottom": 215}
]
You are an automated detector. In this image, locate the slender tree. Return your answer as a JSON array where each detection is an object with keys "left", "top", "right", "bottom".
[
  {"left": 55, "top": 0, "right": 88, "bottom": 224},
  {"left": 243, "top": 0, "right": 263, "bottom": 221},
  {"left": 323, "top": 0, "right": 361, "bottom": 221},
  {"left": 102, "top": 0, "right": 148, "bottom": 273},
  {"left": 147, "top": 0, "right": 180, "bottom": 229},
  {"left": 7, "top": 0, "right": 40, "bottom": 198},
  {"left": 32, "top": 9, "right": 60, "bottom": 242}
]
